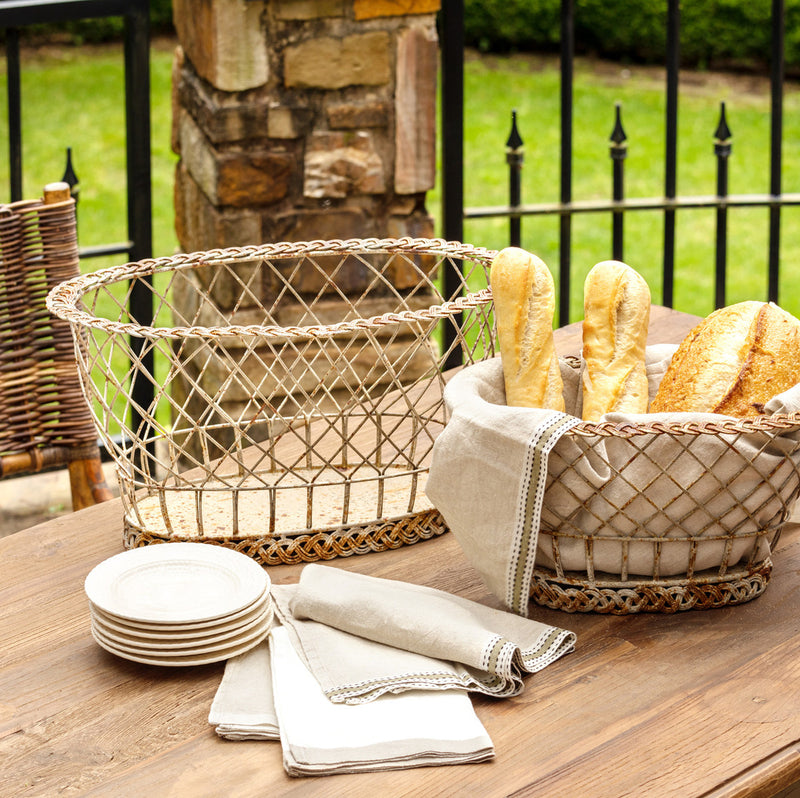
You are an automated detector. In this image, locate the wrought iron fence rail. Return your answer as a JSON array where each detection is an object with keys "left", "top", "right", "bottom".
[
  {"left": 465, "top": 193, "right": 800, "bottom": 220},
  {"left": 440, "top": 0, "right": 788, "bottom": 330}
]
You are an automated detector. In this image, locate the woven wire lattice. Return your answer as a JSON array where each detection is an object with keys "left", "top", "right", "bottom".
[
  {"left": 47, "top": 238, "right": 497, "bottom": 564},
  {"left": 537, "top": 396, "right": 800, "bottom": 613}
]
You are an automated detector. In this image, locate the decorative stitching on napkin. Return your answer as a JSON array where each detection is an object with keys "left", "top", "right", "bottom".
[
  {"left": 507, "top": 412, "right": 581, "bottom": 615},
  {"left": 519, "top": 627, "right": 576, "bottom": 672},
  {"left": 325, "top": 669, "right": 501, "bottom": 704}
]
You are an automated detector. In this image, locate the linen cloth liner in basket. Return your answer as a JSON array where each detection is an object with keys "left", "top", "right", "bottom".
[{"left": 426, "top": 344, "right": 800, "bottom": 615}]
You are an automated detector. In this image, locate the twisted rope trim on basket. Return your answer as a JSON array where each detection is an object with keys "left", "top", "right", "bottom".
[
  {"left": 123, "top": 507, "right": 449, "bottom": 566},
  {"left": 529, "top": 564, "right": 771, "bottom": 614},
  {"left": 45, "top": 237, "right": 497, "bottom": 340}
]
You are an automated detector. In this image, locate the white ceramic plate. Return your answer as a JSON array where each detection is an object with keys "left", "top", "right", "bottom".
[
  {"left": 89, "top": 587, "right": 272, "bottom": 635},
  {"left": 91, "top": 604, "right": 273, "bottom": 651},
  {"left": 85, "top": 543, "right": 270, "bottom": 624},
  {"left": 91, "top": 608, "right": 273, "bottom": 658},
  {"left": 91, "top": 622, "right": 272, "bottom": 667}
]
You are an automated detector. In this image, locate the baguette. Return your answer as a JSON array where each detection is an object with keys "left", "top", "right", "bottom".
[
  {"left": 650, "top": 300, "right": 800, "bottom": 416},
  {"left": 490, "top": 247, "right": 564, "bottom": 410},
  {"left": 581, "top": 260, "right": 651, "bottom": 421}
]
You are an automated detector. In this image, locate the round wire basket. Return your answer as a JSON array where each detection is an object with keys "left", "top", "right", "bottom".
[{"left": 46, "top": 238, "right": 497, "bottom": 565}]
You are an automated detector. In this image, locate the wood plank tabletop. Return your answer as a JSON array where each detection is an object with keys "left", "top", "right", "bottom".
[{"left": 5, "top": 306, "right": 800, "bottom": 798}]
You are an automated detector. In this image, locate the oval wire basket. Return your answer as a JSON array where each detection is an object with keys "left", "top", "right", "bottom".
[
  {"left": 47, "top": 238, "right": 497, "bottom": 565},
  {"left": 470, "top": 290, "right": 800, "bottom": 613}
]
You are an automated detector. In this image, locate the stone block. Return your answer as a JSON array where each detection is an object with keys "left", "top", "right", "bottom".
[
  {"left": 274, "top": 0, "right": 347, "bottom": 19},
  {"left": 395, "top": 25, "right": 438, "bottom": 194},
  {"left": 327, "top": 101, "right": 390, "bottom": 130},
  {"left": 386, "top": 211, "right": 438, "bottom": 289},
  {"left": 177, "top": 59, "right": 272, "bottom": 145},
  {"left": 171, "top": 46, "right": 184, "bottom": 155},
  {"left": 304, "top": 131, "right": 385, "bottom": 198},
  {"left": 174, "top": 163, "right": 262, "bottom": 252},
  {"left": 178, "top": 112, "right": 294, "bottom": 208},
  {"left": 354, "top": 0, "right": 440, "bottom": 19},
  {"left": 267, "top": 104, "right": 313, "bottom": 140},
  {"left": 270, "top": 207, "right": 376, "bottom": 243},
  {"left": 173, "top": 0, "right": 268, "bottom": 92},
  {"left": 217, "top": 150, "right": 294, "bottom": 208},
  {"left": 284, "top": 32, "right": 391, "bottom": 89}
]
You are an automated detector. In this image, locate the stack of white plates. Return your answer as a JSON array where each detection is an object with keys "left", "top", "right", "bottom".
[{"left": 85, "top": 542, "right": 273, "bottom": 667}]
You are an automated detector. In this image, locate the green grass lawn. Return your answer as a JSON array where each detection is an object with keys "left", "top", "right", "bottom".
[
  {"left": 431, "top": 52, "right": 800, "bottom": 322},
  {"left": 2, "top": 42, "right": 798, "bottom": 322},
  {"left": 2, "top": 40, "right": 799, "bottom": 438}
]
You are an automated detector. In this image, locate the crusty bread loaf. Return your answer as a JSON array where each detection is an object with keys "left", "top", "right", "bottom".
[
  {"left": 650, "top": 300, "right": 800, "bottom": 416},
  {"left": 581, "top": 260, "right": 651, "bottom": 421},
  {"left": 490, "top": 247, "right": 564, "bottom": 410}
]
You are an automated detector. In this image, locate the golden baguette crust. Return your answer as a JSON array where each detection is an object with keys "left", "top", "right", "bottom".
[
  {"left": 650, "top": 300, "right": 800, "bottom": 416},
  {"left": 581, "top": 260, "right": 651, "bottom": 421},
  {"left": 490, "top": 247, "right": 564, "bottom": 410}
]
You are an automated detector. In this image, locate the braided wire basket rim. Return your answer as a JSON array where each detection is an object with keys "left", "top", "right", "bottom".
[{"left": 45, "top": 236, "right": 497, "bottom": 342}]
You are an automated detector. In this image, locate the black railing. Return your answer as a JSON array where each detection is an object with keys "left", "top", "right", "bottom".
[
  {"left": 0, "top": 0, "right": 154, "bottom": 455},
  {"left": 440, "top": 0, "right": 792, "bottom": 327}
]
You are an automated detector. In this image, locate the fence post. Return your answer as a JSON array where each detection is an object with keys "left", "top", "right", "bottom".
[
  {"left": 768, "top": 0, "right": 784, "bottom": 303},
  {"left": 609, "top": 103, "right": 627, "bottom": 262},
  {"left": 663, "top": 0, "right": 680, "bottom": 308},
  {"left": 506, "top": 110, "right": 523, "bottom": 248},
  {"left": 440, "top": 0, "right": 465, "bottom": 370},
  {"left": 714, "top": 102, "right": 732, "bottom": 309},
  {"left": 6, "top": 27, "right": 21, "bottom": 201},
  {"left": 559, "top": 0, "right": 574, "bottom": 325}
]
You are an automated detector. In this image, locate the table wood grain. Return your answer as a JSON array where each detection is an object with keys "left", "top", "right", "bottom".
[{"left": 5, "top": 306, "right": 800, "bottom": 798}]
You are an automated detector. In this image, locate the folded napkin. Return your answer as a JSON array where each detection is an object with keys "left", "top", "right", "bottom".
[
  {"left": 208, "top": 641, "right": 279, "bottom": 740},
  {"left": 270, "top": 626, "right": 494, "bottom": 776},
  {"left": 271, "top": 563, "right": 575, "bottom": 704},
  {"left": 426, "top": 357, "right": 581, "bottom": 615}
]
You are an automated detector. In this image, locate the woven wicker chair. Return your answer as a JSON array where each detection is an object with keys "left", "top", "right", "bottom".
[{"left": 0, "top": 182, "right": 112, "bottom": 510}]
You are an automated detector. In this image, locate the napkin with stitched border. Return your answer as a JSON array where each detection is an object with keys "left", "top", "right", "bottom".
[
  {"left": 270, "top": 563, "right": 575, "bottom": 704},
  {"left": 269, "top": 625, "right": 494, "bottom": 776}
]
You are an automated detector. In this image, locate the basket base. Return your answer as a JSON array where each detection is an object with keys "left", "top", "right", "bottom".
[
  {"left": 124, "top": 508, "right": 449, "bottom": 566},
  {"left": 529, "top": 562, "right": 772, "bottom": 614}
]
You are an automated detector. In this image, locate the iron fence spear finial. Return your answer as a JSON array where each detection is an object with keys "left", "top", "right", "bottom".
[
  {"left": 506, "top": 110, "right": 524, "bottom": 247},
  {"left": 609, "top": 103, "right": 627, "bottom": 260}
]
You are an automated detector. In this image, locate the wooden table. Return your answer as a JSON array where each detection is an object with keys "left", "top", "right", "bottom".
[{"left": 4, "top": 307, "right": 800, "bottom": 797}]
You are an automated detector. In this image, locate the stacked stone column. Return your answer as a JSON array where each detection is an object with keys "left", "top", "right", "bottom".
[
  {"left": 169, "top": 0, "right": 443, "bottom": 454},
  {"left": 172, "top": 0, "right": 441, "bottom": 251}
]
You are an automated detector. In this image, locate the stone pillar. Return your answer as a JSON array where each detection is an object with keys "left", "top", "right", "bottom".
[
  {"left": 172, "top": 0, "right": 441, "bottom": 252},
  {"left": 169, "top": 1, "right": 443, "bottom": 457}
]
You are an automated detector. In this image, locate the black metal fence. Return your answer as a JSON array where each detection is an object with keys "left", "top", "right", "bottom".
[{"left": 440, "top": 0, "right": 798, "bottom": 327}]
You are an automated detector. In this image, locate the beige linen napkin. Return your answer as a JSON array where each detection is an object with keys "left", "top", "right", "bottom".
[
  {"left": 426, "top": 357, "right": 581, "bottom": 615},
  {"left": 270, "top": 626, "right": 494, "bottom": 776},
  {"left": 271, "top": 563, "right": 575, "bottom": 704},
  {"left": 427, "top": 350, "right": 800, "bottom": 605},
  {"left": 208, "top": 641, "right": 279, "bottom": 740}
]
